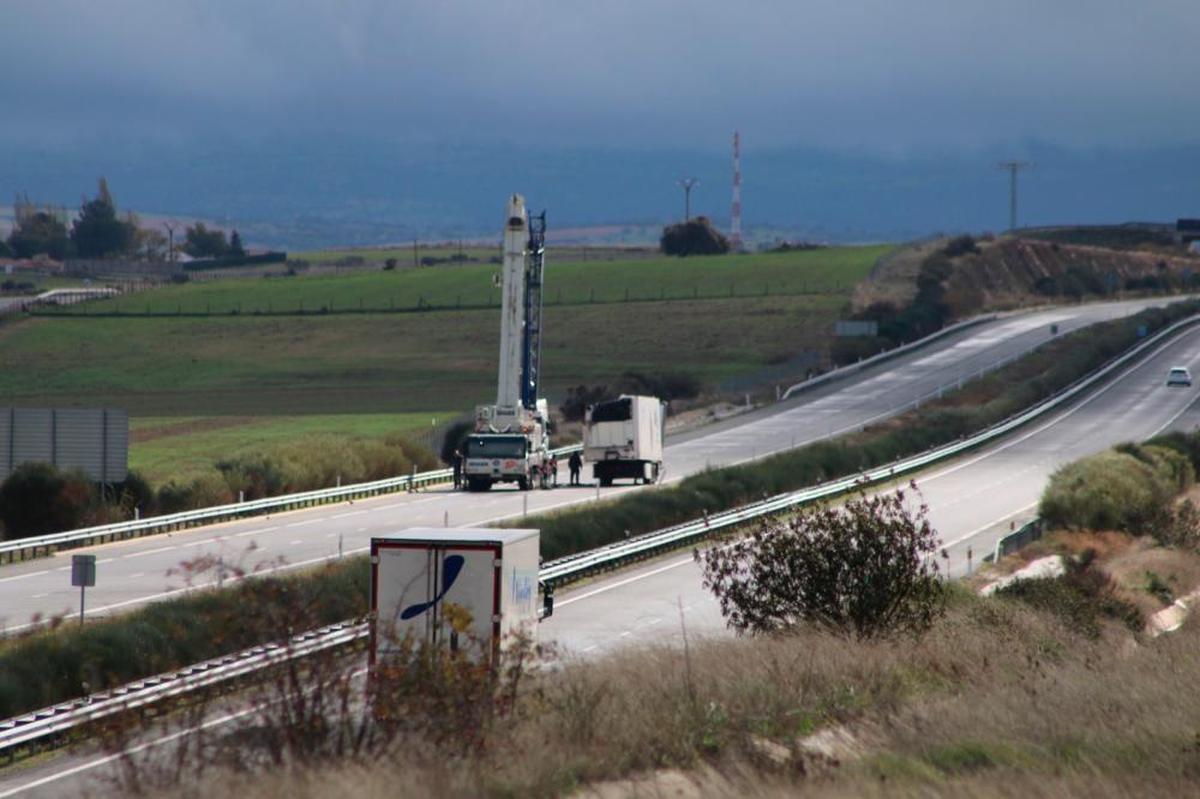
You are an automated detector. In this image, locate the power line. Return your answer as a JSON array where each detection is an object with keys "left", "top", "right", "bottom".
[{"left": 997, "top": 161, "right": 1032, "bottom": 232}]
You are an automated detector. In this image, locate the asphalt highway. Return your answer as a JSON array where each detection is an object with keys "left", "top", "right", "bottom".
[
  {"left": 546, "top": 319, "right": 1200, "bottom": 654},
  {"left": 4, "top": 298, "right": 1200, "bottom": 797},
  {"left": 0, "top": 298, "right": 1181, "bottom": 638}
]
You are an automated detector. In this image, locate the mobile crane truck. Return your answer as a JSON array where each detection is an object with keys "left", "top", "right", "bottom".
[{"left": 464, "top": 195, "right": 551, "bottom": 492}]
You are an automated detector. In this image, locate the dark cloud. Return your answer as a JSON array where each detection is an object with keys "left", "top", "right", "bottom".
[{"left": 4, "top": 0, "right": 1198, "bottom": 151}]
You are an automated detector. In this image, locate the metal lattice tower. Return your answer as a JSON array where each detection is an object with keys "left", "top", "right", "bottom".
[
  {"left": 520, "top": 211, "right": 547, "bottom": 409},
  {"left": 730, "top": 131, "right": 743, "bottom": 251}
]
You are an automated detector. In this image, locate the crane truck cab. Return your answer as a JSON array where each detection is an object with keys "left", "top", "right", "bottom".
[{"left": 464, "top": 402, "right": 550, "bottom": 491}]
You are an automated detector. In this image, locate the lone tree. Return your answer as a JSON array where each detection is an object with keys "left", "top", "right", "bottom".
[
  {"left": 229, "top": 230, "right": 246, "bottom": 257},
  {"left": 7, "top": 194, "right": 70, "bottom": 260},
  {"left": 696, "top": 482, "right": 945, "bottom": 639},
  {"left": 71, "top": 178, "right": 137, "bottom": 258},
  {"left": 183, "top": 222, "right": 229, "bottom": 258},
  {"left": 660, "top": 216, "right": 730, "bottom": 257}
]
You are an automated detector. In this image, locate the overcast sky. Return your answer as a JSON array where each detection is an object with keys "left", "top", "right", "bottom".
[{"left": 5, "top": 0, "right": 1199, "bottom": 154}]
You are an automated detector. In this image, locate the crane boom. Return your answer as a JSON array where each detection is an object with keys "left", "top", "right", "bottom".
[{"left": 521, "top": 210, "right": 546, "bottom": 408}]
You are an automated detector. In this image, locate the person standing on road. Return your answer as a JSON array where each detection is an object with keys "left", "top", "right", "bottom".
[
  {"left": 548, "top": 453, "right": 559, "bottom": 487},
  {"left": 452, "top": 447, "right": 464, "bottom": 489},
  {"left": 568, "top": 450, "right": 583, "bottom": 486}
]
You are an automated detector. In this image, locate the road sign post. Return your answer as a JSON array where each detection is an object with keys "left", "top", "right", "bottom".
[{"left": 71, "top": 554, "right": 96, "bottom": 626}]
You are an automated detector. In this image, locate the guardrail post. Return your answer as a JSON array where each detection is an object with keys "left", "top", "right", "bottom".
[{"left": 238, "top": 490, "right": 244, "bottom": 504}]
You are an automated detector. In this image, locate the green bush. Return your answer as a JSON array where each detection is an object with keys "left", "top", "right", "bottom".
[
  {"left": 1040, "top": 447, "right": 1182, "bottom": 534},
  {"left": 996, "top": 557, "right": 1142, "bottom": 639},
  {"left": 0, "top": 463, "right": 96, "bottom": 540}
]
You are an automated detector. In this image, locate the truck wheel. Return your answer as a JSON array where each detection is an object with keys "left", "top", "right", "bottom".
[{"left": 518, "top": 476, "right": 529, "bottom": 491}]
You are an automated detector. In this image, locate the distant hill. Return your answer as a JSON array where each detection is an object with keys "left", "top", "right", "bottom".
[{"left": 856, "top": 233, "right": 1200, "bottom": 317}]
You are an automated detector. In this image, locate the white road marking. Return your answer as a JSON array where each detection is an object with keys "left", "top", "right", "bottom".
[
  {"left": 557, "top": 555, "right": 696, "bottom": 608},
  {"left": 122, "top": 545, "right": 179, "bottom": 559},
  {"left": 286, "top": 519, "right": 322, "bottom": 528},
  {"left": 0, "top": 569, "right": 49, "bottom": 584}
]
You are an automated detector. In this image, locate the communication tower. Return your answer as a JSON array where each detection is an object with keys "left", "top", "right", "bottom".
[{"left": 730, "top": 131, "right": 743, "bottom": 252}]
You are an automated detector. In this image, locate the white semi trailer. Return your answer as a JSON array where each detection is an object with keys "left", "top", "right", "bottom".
[
  {"left": 464, "top": 194, "right": 551, "bottom": 491},
  {"left": 584, "top": 394, "right": 666, "bottom": 486},
  {"left": 369, "top": 527, "right": 542, "bottom": 664}
]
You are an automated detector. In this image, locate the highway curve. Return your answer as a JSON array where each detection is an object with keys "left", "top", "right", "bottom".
[
  {"left": 0, "top": 297, "right": 1181, "bottom": 632},
  {"left": 545, "top": 315, "right": 1200, "bottom": 654}
]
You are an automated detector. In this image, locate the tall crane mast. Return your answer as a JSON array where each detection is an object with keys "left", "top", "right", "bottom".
[{"left": 496, "top": 194, "right": 546, "bottom": 411}]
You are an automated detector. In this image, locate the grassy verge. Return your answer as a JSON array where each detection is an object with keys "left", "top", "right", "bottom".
[
  {"left": 124, "top": 584, "right": 1200, "bottom": 798},
  {"left": 525, "top": 300, "right": 1200, "bottom": 560}
]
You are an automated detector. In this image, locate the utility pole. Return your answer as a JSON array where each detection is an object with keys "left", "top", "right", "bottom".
[
  {"left": 163, "top": 221, "right": 177, "bottom": 263},
  {"left": 997, "top": 161, "right": 1032, "bottom": 232},
  {"left": 678, "top": 177, "right": 699, "bottom": 222}
]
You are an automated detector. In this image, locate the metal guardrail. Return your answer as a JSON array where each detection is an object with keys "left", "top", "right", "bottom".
[
  {"left": 984, "top": 517, "right": 1046, "bottom": 563},
  {"left": 540, "top": 311, "right": 1200, "bottom": 586},
  {"left": 3, "top": 312, "right": 1198, "bottom": 760},
  {"left": 0, "top": 620, "right": 366, "bottom": 758},
  {"left": 0, "top": 445, "right": 583, "bottom": 564},
  {"left": 780, "top": 314, "right": 999, "bottom": 400}
]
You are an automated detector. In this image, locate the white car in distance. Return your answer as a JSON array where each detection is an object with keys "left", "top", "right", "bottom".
[{"left": 1167, "top": 367, "right": 1193, "bottom": 387}]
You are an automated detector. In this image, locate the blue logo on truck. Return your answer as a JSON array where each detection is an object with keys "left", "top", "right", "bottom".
[
  {"left": 510, "top": 569, "right": 535, "bottom": 614},
  {"left": 400, "top": 555, "right": 465, "bottom": 619}
]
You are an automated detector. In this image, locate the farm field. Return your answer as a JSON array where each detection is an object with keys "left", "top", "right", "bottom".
[
  {"left": 0, "top": 246, "right": 887, "bottom": 484},
  {"left": 45, "top": 246, "right": 888, "bottom": 315},
  {"left": 130, "top": 413, "right": 451, "bottom": 483},
  {"left": 291, "top": 243, "right": 657, "bottom": 265}
]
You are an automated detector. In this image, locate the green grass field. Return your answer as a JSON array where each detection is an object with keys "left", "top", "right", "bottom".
[
  {"left": 47, "top": 246, "right": 888, "bottom": 315},
  {"left": 0, "top": 246, "right": 888, "bottom": 484},
  {"left": 130, "top": 413, "right": 453, "bottom": 483}
]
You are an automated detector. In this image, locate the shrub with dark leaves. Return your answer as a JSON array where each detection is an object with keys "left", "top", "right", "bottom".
[{"left": 697, "top": 483, "right": 945, "bottom": 639}]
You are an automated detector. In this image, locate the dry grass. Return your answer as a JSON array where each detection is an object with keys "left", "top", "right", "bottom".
[{"left": 131, "top": 582, "right": 1200, "bottom": 799}]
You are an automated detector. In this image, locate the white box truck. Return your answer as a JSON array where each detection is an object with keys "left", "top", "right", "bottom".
[
  {"left": 584, "top": 395, "right": 667, "bottom": 486},
  {"left": 370, "top": 527, "right": 541, "bottom": 665}
]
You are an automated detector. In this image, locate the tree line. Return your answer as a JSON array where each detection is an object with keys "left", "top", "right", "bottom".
[{"left": 1, "top": 179, "right": 245, "bottom": 261}]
